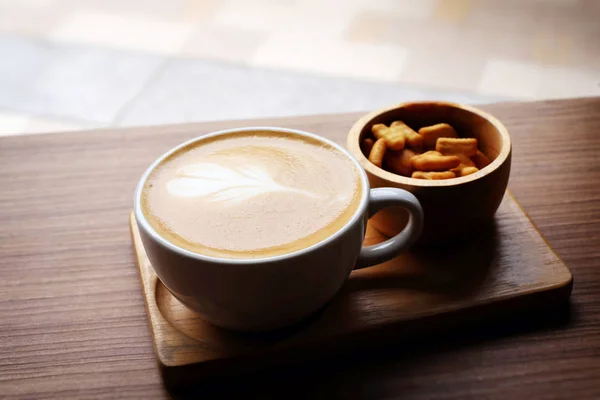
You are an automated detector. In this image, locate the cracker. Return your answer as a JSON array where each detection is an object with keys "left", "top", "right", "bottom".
[
  {"left": 471, "top": 150, "right": 492, "bottom": 169},
  {"left": 411, "top": 151, "right": 461, "bottom": 171},
  {"left": 418, "top": 123, "right": 458, "bottom": 150},
  {"left": 436, "top": 137, "right": 478, "bottom": 157},
  {"left": 368, "top": 138, "right": 387, "bottom": 168},
  {"left": 385, "top": 148, "right": 418, "bottom": 177},
  {"left": 372, "top": 124, "right": 405, "bottom": 151},
  {"left": 390, "top": 121, "right": 424, "bottom": 150}
]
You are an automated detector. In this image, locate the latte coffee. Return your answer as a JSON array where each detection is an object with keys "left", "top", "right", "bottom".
[{"left": 141, "top": 130, "right": 362, "bottom": 259}]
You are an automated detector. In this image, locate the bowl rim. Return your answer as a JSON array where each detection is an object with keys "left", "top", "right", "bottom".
[{"left": 347, "top": 101, "right": 511, "bottom": 187}]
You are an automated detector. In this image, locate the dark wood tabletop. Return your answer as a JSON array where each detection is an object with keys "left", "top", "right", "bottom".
[{"left": 1, "top": 97, "right": 599, "bottom": 399}]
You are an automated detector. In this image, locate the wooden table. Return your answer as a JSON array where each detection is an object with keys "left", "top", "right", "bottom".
[{"left": 1, "top": 98, "right": 599, "bottom": 399}]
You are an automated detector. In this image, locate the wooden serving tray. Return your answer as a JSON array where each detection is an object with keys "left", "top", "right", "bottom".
[{"left": 129, "top": 192, "right": 572, "bottom": 388}]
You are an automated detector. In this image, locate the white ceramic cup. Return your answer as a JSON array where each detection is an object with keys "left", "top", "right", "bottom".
[{"left": 134, "top": 127, "right": 424, "bottom": 332}]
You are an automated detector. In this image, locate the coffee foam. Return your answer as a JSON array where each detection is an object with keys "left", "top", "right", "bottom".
[{"left": 141, "top": 131, "right": 362, "bottom": 259}]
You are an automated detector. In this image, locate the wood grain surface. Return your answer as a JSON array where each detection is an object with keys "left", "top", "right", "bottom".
[
  {"left": 1, "top": 97, "right": 599, "bottom": 399},
  {"left": 129, "top": 191, "right": 571, "bottom": 389}
]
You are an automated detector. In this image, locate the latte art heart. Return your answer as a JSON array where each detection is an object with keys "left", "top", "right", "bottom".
[
  {"left": 167, "top": 163, "right": 319, "bottom": 204},
  {"left": 141, "top": 131, "right": 361, "bottom": 259}
]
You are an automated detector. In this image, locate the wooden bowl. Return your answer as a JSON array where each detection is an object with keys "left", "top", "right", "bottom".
[{"left": 347, "top": 101, "right": 511, "bottom": 244}]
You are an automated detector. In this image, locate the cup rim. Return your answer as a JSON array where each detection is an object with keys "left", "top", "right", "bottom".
[
  {"left": 134, "top": 126, "right": 370, "bottom": 265},
  {"left": 347, "top": 101, "right": 512, "bottom": 187}
]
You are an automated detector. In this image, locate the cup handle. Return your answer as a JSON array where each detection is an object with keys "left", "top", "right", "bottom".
[{"left": 354, "top": 188, "right": 424, "bottom": 269}]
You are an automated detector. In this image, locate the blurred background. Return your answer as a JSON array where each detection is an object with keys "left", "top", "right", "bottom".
[{"left": 0, "top": 0, "right": 598, "bottom": 136}]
